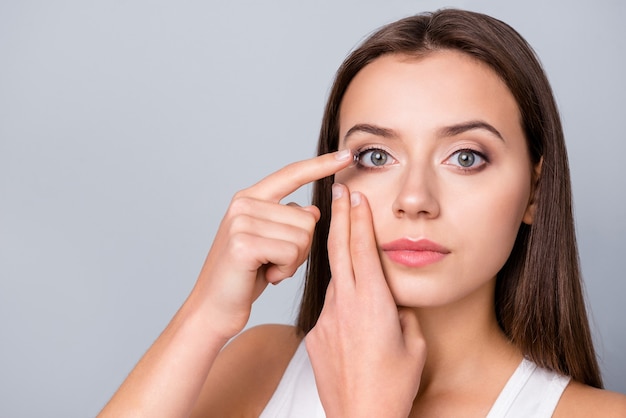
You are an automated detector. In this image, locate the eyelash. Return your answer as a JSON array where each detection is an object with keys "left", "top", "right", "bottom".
[
  {"left": 446, "top": 148, "right": 490, "bottom": 172},
  {"left": 352, "top": 146, "right": 490, "bottom": 172},
  {"left": 353, "top": 146, "right": 396, "bottom": 171}
]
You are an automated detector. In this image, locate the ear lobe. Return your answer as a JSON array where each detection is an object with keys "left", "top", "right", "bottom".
[
  {"left": 522, "top": 201, "right": 537, "bottom": 225},
  {"left": 522, "top": 157, "right": 543, "bottom": 225}
]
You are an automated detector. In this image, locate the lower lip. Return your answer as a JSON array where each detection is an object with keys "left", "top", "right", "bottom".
[{"left": 383, "top": 250, "right": 447, "bottom": 267}]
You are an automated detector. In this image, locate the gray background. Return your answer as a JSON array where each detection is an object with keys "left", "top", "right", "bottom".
[{"left": 1, "top": 1, "right": 624, "bottom": 416}]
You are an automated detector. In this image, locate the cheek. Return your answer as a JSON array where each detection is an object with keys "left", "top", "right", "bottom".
[
  {"left": 451, "top": 173, "right": 531, "bottom": 270},
  {"left": 334, "top": 168, "right": 396, "bottom": 199},
  {"left": 334, "top": 169, "right": 396, "bottom": 231},
  {"left": 335, "top": 164, "right": 532, "bottom": 271}
]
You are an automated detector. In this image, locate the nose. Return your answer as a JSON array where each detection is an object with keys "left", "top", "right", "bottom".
[{"left": 392, "top": 165, "right": 440, "bottom": 219}]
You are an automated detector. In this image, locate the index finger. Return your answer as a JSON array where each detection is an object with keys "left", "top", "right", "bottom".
[{"left": 242, "top": 149, "right": 353, "bottom": 202}]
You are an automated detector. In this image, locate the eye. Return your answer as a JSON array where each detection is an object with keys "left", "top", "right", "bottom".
[
  {"left": 355, "top": 148, "right": 395, "bottom": 169},
  {"left": 445, "top": 149, "right": 487, "bottom": 171}
]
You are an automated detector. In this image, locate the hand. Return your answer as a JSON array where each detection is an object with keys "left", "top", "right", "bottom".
[
  {"left": 191, "top": 150, "right": 353, "bottom": 340},
  {"left": 305, "top": 183, "right": 426, "bottom": 418}
]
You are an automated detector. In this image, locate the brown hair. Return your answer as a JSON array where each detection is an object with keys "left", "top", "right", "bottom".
[{"left": 296, "top": 9, "right": 602, "bottom": 388}]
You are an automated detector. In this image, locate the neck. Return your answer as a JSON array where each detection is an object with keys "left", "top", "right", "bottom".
[{"left": 412, "top": 280, "right": 522, "bottom": 397}]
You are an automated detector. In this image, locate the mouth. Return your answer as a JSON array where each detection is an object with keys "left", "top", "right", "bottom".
[{"left": 380, "top": 238, "right": 450, "bottom": 268}]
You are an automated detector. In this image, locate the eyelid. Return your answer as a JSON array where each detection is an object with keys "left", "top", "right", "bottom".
[
  {"left": 353, "top": 143, "right": 398, "bottom": 157},
  {"left": 354, "top": 145, "right": 398, "bottom": 169},
  {"left": 442, "top": 140, "right": 490, "bottom": 161},
  {"left": 443, "top": 148, "right": 489, "bottom": 171}
]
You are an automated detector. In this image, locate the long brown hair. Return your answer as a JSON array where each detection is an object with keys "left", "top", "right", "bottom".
[{"left": 296, "top": 9, "right": 602, "bottom": 388}]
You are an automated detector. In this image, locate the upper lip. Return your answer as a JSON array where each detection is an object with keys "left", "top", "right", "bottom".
[{"left": 380, "top": 238, "right": 450, "bottom": 253}]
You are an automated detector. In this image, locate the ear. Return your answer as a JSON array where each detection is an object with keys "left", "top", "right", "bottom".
[{"left": 522, "top": 157, "right": 543, "bottom": 225}]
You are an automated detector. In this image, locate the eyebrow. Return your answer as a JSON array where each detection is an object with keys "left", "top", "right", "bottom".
[
  {"left": 438, "top": 120, "right": 504, "bottom": 141},
  {"left": 344, "top": 124, "right": 398, "bottom": 142},
  {"left": 342, "top": 120, "right": 505, "bottom": 144}
]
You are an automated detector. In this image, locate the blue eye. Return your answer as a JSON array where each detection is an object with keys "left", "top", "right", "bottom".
[
  {"left": 355, "top": 148, "right": 394, "bottom": 169},
  {"left": 446, "top": 149, "right": 487, "bottom": 170}
]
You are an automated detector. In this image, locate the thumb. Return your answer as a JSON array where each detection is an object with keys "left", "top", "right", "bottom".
[
  {"left": 286, "top": 202, "right": 321, "bottom": 222},
  {"left": 301, "top": 204, "right": 321, "bottom": 222}
]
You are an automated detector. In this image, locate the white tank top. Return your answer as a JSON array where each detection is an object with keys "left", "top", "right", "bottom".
[{"left": 260, "top": 341, "right": 571, "bottom": 417}]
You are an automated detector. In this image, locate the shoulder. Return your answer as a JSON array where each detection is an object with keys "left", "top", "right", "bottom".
[
  {"left": 554, "top": 380, "right": 626, "bottom": 418},
  {"left": 190, "top": 324, "right": 303, "bottom": 418}
]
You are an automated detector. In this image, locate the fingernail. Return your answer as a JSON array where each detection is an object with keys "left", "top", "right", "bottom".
[
  {"left": 350, "top": 191, "right": 361, "bottom": 207},
  {"left": 332, "top": 183, "right": 343, "bottom": 200},
  {"left": 335, "top": 149, "right": 352, "bottom": 161}
]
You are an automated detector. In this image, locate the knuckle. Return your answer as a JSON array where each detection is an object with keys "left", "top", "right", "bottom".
[
  {"left": 272, "top": 264, "right": 297, "bottom": 281},
  {"left": 229, "top": 213, "right": 254, "bottom": 234},
  {"left": 277, "top": 267, "right": 297, "bottom": 281},
  {"left": 283, "top": 242, "right": 300, "bottom": 263},
  {"left": 232, "top": 189, "right": 250, "bottom": 201},
  {"left": 304, "top": 211, "right": 319, "bottom": 230},
  {"left": 293, "top": 228, "right": 312, "bottom": 251},
  {"left": 228, "top": 195, "right": 254, "bottom": 216},
  {"left": 227, "top": 232, "right": 253, "bottom": 260}
]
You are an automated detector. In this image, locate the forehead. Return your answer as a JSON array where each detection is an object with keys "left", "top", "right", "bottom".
[{"left": 338, "top": 51, "right": 521, "bottom": 141}]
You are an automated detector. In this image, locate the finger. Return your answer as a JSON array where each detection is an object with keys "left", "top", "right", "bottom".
[
  {"left": 228, "top": 197, "right": 320, "bottom": 231},
  {"left": 348, "top": 192, "right": 389, "bottom": 293},
  {"left": 287, "top": 202, "right": 322, "bottom": 223},
  {"left": 264, "top": 245, "right": 305, "bottom": 283},
  {"left": 230, "top": 232, "right": 303, "bottom": 283},
  {"left": 228, "top": 232, "right": 300, "bottom": 272},
  {"left": 230, "top": 216, "right": 313, "bottom": 264},
  {"left": 324, "top": 276, "right": 336, "bottom": 302},
  {"left": 299, "top": 205, "right": 322, "bottom": 222},
  {"left": 241, "top": 150, "right": 353, "bottom": 202},
  {"left": 327, "top": 183, "right": 355, "bottom": 289}
]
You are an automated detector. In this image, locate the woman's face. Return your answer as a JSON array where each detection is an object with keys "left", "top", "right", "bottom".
[{"left": 334, "top": 51, "right": 537, "bottom": 308}]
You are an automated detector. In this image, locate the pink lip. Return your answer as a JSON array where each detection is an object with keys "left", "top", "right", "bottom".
[{"left": 380, "top": 238, "right": 450, "bottom": 268}]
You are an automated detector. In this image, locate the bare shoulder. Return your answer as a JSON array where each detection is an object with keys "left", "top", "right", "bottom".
[
  {"left": 190, "top": 324, "right": 303, "bottom": 418},
  {"left": 555, "top": 380, "right": 626, "bottom": 418}
]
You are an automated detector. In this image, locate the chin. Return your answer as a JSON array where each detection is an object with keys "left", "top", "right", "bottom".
[
  {"left": 385, "top": 272, "right": 493, "bottom": 310},
  {"left": 392, "top": 294, "right": 455, "bottom": 309},
  {"left": 387, "top": 280, "right": 455, "bottom": 308}
]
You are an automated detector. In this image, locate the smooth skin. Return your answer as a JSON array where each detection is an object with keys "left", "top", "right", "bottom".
[{"left": 100, "top": 51, "right": 626, "bottom": 417}]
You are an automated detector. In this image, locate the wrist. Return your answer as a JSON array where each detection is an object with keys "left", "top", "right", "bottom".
[{"left": 178, "top": 288, "right": 245, "bottom": 345}]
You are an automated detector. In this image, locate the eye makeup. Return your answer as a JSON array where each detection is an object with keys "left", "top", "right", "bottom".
[{"left": 352, "top": 145, "right": 398, "bottom": 171}]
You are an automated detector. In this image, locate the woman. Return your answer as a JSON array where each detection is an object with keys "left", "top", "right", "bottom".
[{"left": 99, "top": 9, "right": 626, "bottom": 417}]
